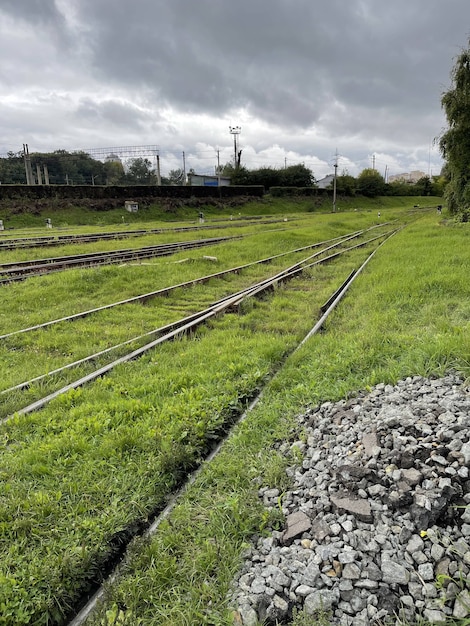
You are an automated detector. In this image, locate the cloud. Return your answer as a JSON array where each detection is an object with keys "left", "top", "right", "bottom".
[{"left": 0, "top": 0, "right": 467, "bottom": 176}]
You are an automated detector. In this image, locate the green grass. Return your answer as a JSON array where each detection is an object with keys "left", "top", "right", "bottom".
[
  {"left": 0, "top": 243, "right": 369, "bottom": 622},
  {"left": 0, "top": 203, "right": 456, "bottom": 626},
  {"left": 84, "top": 211, "right": 470, "bottom": 626},
  {"left": 0, "top": 193, "right": 440, "bottom": 229}
]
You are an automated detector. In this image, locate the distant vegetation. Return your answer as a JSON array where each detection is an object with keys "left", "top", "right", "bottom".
[{"left": 0, "top": 150, "right": 446, "bottom": 199}]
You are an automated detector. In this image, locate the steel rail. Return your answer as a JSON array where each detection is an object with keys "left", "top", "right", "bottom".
[
  {"left": 2, "top": 229, "right": 396, "bottom": 417},
  {"left": 0, "top": 229, "right": 365, "bottom": 340},
  {"left": 65, "top": 231, "right": 398, "bottom": 626},
  {"left": 0, "top": 236, "right": 234, "bottom": 271},
  {"left": 0, "top": 236, "right": 238, "bottom": 284},
  {"left": 1, "top": 235, "right": 371, "bottom": 394},
  {"left": 0, "top": 218, "right": 291, "bottom": 250}
]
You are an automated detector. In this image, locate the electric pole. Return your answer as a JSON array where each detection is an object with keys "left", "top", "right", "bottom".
[
  {"left": 333, "top": 149, "right": 339, "bottom": 213},
  {"left": 23, "top": 144, "right": 34, "bottom": 185},
  {"left": 229, "top": 126, "right": 241, "bottom": 170},
  {"left": 156, "top": 153, "right": 161, "bottom": 186}
]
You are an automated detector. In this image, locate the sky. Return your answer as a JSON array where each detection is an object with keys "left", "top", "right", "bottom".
[{"left": 0, "top": 0, "right": 469, "bottom": 181}]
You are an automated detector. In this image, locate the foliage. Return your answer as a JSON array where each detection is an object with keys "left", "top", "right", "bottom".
[
  {"left": 440, "top": 41, "right": 470, "bottom": 214},
  {"left": 0, "top": 150, "right": 159, "bottom": 186},
  {"left": 335, "top": 174, "right": 357, "bottom": 196},
  {"left": 122, "top": 158, "right": 157, "bottom": 185},
  {"left": 413, "top": 176, "right": 433, "bottom": 196},
  {"left": 0, "top": 152, "right": 25, "bottom": 184},
  {"left": 356, "top": 168, "right": 385, "bottom": 197},
  {"left": 223, "top": 163, "right": 315, "bottom": 189},
  {"left": 166, "top": 168, "right": 186, "bottom": 185}
]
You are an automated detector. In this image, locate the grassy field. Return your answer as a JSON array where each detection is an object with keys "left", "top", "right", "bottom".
[
  {"left": 86, "top": 207, "right": 470, "bottom": 626},
  {"left": 0, "top": 193, "right": 433, "bottom": 229},
  {"left": 1, "top": 198, "right": 464, "bottom": 626}
]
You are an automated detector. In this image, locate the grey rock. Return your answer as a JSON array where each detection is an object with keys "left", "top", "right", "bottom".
[
  {"left": 381, "top": 560, "right": 410, "bottom": 585},
  {"left": 417, "top": 562, "right": 434, "bottom": 581},
  {"left": 294, "top": 584, "right": 315, "bottom": 597},
  {"left": 342, "top": 562, "right": 361, "bottom": 580},
  {"left": 311, "top": 518, "right": 331, "bottom": 541},
  {"left": 229, "top": 374, "right": 470, "bottom": 626},
  {"left": 406, "top": 535, "right": 424, "bottom": 553},
  {"left": 282, "top": 511, "right": 311, "bottom": 545},
  {"left": 237, "top": 604, "right": 259, "bottom": 626},
  {"left": 423, "top": 609, "right": 448, "bottom": 623},
  {"left": 454, "top": 589, "right": 470, "bottom": 619},
  {"left": 330, "top": 495, "right": 372, "bottom": 522},
  {"left": 304, "top": 588, "right": 340, "bottom": 614}
]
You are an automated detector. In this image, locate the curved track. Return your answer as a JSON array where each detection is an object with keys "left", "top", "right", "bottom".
[
  {"left": 66, "top": 231, "right": 397, "bottom": 626},
  {"left": 2, "top": 226, "right": 397, "bottom": 418}
]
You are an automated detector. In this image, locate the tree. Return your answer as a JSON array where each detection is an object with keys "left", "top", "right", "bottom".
[
  {"left": 123, "top": 158, "right": 157, "bottom": 185},
  {"left": 356, "top": 168, "right": 385, "bottom": 197},
  {"left": 0, "top": 152, "right": 25, "bottom": 184},
  {"left": 414, "top": 176, "right": 433, "bottom": 196},
  {"left": 439, "top": 41, "right": 470, "bottom": 214},
  {"left": 335, "top": 173, "right": 357, "bottom": 196},
  {"left": 103, "top": 160, "right": 125, "bottom": 185},
  {"left": 167, "top": 168, "right": 186, "bottom": 185},
  {"left": 279, "top": 164, "right": 315, "bottom": 187}
]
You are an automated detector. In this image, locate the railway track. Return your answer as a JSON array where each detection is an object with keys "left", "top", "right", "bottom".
[
  {"left": 0, "top": 217, "right": 290, "bottom": 250},
  {"left": 0, "top": 223, "right": 401, "bottom": 625},
  {"left": 0, "top": 235, "right": 238, "bottom": 284},
  {"left": 0, "top": 227, "right": 375, "bottom": 340},
  {"left": 2, "top": 226, "right": 397, "bottom": 419},
  {"left": 65, "top": 231, "right": 397, "bottom": 626}
]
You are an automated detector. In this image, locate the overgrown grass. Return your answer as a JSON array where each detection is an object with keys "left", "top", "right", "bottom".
[
  {"left": 0, "top": 215, "right": 396, "bottom": 414},
  {"left": 84, "top": 211, "right": 470, "bottom": 626},
  {"left": 0, "top": 193, "right": 440, "bottom": 229},
  {"left": 0, "top": 205, "right": 454, "bottom": 625}
]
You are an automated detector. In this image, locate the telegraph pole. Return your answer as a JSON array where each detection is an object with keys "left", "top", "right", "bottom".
[
  {"left": 182, "top": 151, "right": 186, "bottom": 185},
  {"left": 23, "top": 144, "right": 34, "bottom": 185},
  {"left": 156, "top": 153, "right": 161, "bottom": 186},
  {"left": 229, "top": 126, "right": 241, "bottom": 170},
  {"left": 333, "top": 149, "right": 339, "bottom": 213}
]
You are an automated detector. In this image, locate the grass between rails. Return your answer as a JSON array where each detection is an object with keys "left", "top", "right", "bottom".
[
  {"left": 0, "top": 204, "right": 443, "bottom": 625},
  {"left": 0, "top": 217, "right": 396, "bottom": 415},
  {"left": 0, "top": 211, "right": 368, "bottom": 330},
  {"left": 0, "top": 247, "right": 360, "bottom": 624},
  {"left": 81, "top": 211, "right": 470, "bottom": 626}
]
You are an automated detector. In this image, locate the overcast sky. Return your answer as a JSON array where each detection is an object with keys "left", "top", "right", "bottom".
[{"left": 0, "top": 0, "right": 468, "bottom": 179}]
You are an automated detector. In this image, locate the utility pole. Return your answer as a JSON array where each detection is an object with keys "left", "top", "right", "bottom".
[
  {"left": 217, "top": 149, "right": 221, "bottom": 187},
  {"left": 182, "top": 151, "right": 186, "bottom": 185},
  {"left": 229, "top": 126, "right": 241, "bottom": 170},
  {"left": 372, "top": 153, "right": 376, "bottom": 170},
  {"left": 156, "top": 153, "right": 161, "bottom": 186},
  {"left": 333, "top": 149, "right": 339, "bottom": 213},
  {"left": 23, "top": 144, "right": 34, "bottom": 185}
]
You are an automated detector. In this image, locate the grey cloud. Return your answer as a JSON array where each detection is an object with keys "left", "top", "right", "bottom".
[{"left": 0, "top": 0, "right": 467, "bottom": 174}]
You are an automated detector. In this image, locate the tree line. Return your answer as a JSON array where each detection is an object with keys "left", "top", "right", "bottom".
[{"left": 0, "top": 149, "right": 446, "bottom": 198}]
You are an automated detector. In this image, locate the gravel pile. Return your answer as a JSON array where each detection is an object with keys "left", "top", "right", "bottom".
[{"left": 229, "top": 373, "right": 470, "bottom": 625}]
